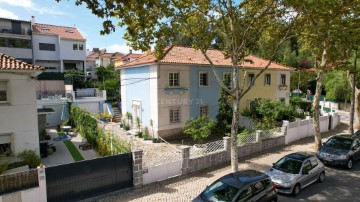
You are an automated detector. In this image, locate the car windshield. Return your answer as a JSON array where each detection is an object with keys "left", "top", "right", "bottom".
[
  {"left": 202, "top": 180, "right": 239, "bottom": 202},
  {"left": 324, "top": 137, "right": 352, "bottom": 150},
  {"left": 273, "top": 157, "right": 303, "bottom": 174}
]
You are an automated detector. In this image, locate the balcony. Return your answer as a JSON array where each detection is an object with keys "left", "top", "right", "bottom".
[
  {"left": 278, "top": 84, "right": 288, "bottom": 90},
  {"left": 36, "top": 89, "right": 106, "bottom": 103},
  {"left": 0, "top": 26, "right": 31, "bottom": 36}
]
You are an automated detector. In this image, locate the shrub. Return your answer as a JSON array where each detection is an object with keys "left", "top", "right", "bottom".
[
  {"left": 0, "top": 163, "right": 8, "bottom": 175},
  {"left": 17, "top": 150, "right": 41, "bottom": 169},
  {"left": 143, "top": 127, "right": 149, "bottom": 139},
  {"left": 183, "top": 116, "right": 216, "bottom": 143}
]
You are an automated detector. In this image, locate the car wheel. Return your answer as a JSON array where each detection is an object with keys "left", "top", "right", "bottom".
[
  {"left": 347, "top": 159, "right": 353, "bottom": 169},
  {"left": 318, "top": 171, "right": 325, "bottom": 183},
  {"left": 292, "top": 184, "right": 301, "bottom": 196}
]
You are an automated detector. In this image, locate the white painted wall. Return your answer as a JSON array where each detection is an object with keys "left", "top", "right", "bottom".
[
  {"left": 157, "top": 64, "right": 190, "bottom": 132},
  {"left": 149, "top": 64, "right": 159, "bottom": 133},
  {"left": 0, "top": 73, "right": 39, "bottom": 154},
  {"left": 143, "top": 160, "right": 182, "bottom": 185},
  {"left": 60, "top": 39, "right": 86, "bottom": 61},
  {"left": 76, "top": 102, "right": 100, "bottom": 114},
  {"left": 32, "top": 34, "right": 60, "bottom": 61},
  {"left": 0, "top": 47, "right": 32, "bottom": 60},
  {"left": 121, "top": 69, "right": 126, "bottom": 115}
]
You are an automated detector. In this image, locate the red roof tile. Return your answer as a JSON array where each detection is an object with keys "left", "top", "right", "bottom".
[
  {"left": 122, "top": 46, "right": 293, "bottom": 70},
  {"left": 0, "top": 53, "right": 43, "bottom": 71},
  {"left": 33, "top": 23, "right": 85, "bottom": 41}
]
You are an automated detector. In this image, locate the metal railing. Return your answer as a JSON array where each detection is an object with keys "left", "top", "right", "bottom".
[
  {"left": 190, "top": 140, "right": 225, "bottom": 158},
  {"left": 0, "top": 26, "right": 30, "bottom": 35},
  {"left": 0, "top": 169, "right": 39, "bottom": 195},
  {"left": 36, "top": 90, "right": 72, "bottom": 100}
]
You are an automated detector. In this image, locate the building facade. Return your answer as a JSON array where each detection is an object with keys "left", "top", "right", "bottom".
[
  {"left": 0, "top": 53, "right": 43, "bottom": 155},
  {"left": 120, "top": 46, "right": 292, "bottom": 139}
]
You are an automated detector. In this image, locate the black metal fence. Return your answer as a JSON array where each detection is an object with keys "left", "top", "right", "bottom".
[
  {"left": 0, "top": 169, "right": 39, "bottom": 195},
  {"left": 46, "top": 153, "right": 133, "bottom": 202}
]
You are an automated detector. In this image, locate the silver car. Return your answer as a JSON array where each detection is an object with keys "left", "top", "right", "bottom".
[{"left": 265, "top": 153, "right": 325, "bottom": 196}]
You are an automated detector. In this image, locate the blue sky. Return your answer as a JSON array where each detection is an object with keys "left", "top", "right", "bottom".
[{"left": 0, "top": 0, "right": 141, "bottom": 54}]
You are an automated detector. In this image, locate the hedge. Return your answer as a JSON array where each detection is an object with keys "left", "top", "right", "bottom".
[{"left": 69, "top": 105, "right": 131, "bottom": 156}]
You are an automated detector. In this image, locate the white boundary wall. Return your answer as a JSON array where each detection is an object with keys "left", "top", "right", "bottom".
[{"left": 285, "top": 112, "right": 340, "bottom": 145}]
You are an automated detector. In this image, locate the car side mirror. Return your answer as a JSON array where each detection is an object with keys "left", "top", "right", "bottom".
[{"left": 302, "top": 170, "right": 308, "bottom": 175}]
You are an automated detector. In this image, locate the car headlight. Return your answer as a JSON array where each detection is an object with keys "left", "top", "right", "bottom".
[
  {"left": 335, "top": 155, "right": 347, "bottom": 160},
  {"left": 281, "top": 182, "right": 292, "bottom": 187}
]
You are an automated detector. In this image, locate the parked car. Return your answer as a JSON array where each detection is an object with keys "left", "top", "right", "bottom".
[
  {"left": 317, "top": 134, "right": 360, "bottom": 169},
  {"left": 265, "top": 153, "right": 325, "bottom": 196},
  {"left": 353, "top": 130, "right": 360, "bottom": 138},
  {"left": 193, "top": 170, "right": 277, "bottom": 202}
]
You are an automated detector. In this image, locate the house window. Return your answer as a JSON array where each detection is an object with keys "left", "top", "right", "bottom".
[
  {"left": 0, "top": 38, "right": 6, "bottom": 47},
  {"left": 73, "top": 44, "right": 78, "bottom": 50},
  {"left": 199, "top": 72, "right": 209, "bottom": 87},
  {"left": 0, "top": 134, "right": 11, "bottom": 156},
  {"left": 281, "top": 74, "right": 286, "bottom": 85},
  {"left": 280, "top": 98, "right": 285, "bottom": 103},
  {"left": 223, "top": 72, "right": 232, "bottom": 89},
  {"left": 200, "top": 105, "right": 209, "bottom": 116},
  {"left": 265, "top": 74, "right": 271, "bottom": 85},
  {"left": 39, "top": 43, "right": 55, "bottom": 51},
  {"left": 170, "top": 108, "right": 180, "bottom": 123},
  {"left": 248, "top": 100, "right": 255, "bottom": 109},
  {"left": 248, "top": 73, "right": 255, "bottom": 85},
  {"left": 0, "top": 81, "right": 8, "bottom": 103},
  {"left": 169, "top": 72, "right": 179, "bottom": 87},
  {"left": 79, "top": 44, "right": 84, "bottom": 50}
]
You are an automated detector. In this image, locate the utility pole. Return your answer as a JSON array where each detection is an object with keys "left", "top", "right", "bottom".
[{"left": 350, "top": 49, "right": 357, "bottom": 134}]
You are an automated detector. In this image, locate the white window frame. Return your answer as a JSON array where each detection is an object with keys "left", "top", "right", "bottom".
[
  {"left": 247, "top": 100, "right": 255, "bottom": 109},
  {"left": 168, "top": 72, "right": 180, "bottom": 87},
  {"left": 248, "top": 73, "right": 255, "bottom": 86},
  {"left": 169, "top": 107, "right": 181, "bottom": 124},
  {"left": 264, "top": 74, "right": 271, "bottom": 86},
  {"left": 73, "top": 43, "right": 78, "bottom": 50},
  {"left": 199, "top": 71, "right": 209, "bottom": 87},
  {"left": 199, "top": 105, "right": 209, "bottom": 117},
  {"left": 0, "top": 81, "right": 8, "bottom": 104},
  {"left": 281, "top": 74, "right": 286, "bottom": 85}
]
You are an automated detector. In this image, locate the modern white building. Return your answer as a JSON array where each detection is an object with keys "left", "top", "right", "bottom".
[
  {"left": 0, "top": 53, "right": 43, "bottom": 156},
  {"left": 0, "top": 18, "right": 33, "bottom": 64},
  {"left": 31, "top": 16, "right": 86, "bottom": 73}
]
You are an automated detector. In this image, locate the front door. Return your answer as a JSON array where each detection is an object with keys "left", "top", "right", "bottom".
[{"left": 132, "top": 100, "right": 141, "bottom": 129}]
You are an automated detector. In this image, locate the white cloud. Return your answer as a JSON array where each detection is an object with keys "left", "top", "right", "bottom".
[
  {"left": 0, "top": 0, "right": 67, "bottom": 15},
  {"left": 0, "top": 8, "right": 19, "bottom": 19},
  {"left": 104, "top": 44, "right": 144, "bottom": 54}
]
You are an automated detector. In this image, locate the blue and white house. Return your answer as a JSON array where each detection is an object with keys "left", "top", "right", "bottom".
[{"left": 119, "top": 46, "right": 293, "bottom": 139}]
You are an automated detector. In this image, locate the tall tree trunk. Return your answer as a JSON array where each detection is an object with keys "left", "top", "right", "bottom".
[
  {"left": 231, "top": 66, "right": 239, "bottom": 172},
  {"left": 349, "top": 50, "right": 357, "bottom": 133},
  {"left": 355, "top": 88, "right": 360, "bottom": 130},
  {"left": 313, "top": 70, "right": 324, "bottom": 151}
]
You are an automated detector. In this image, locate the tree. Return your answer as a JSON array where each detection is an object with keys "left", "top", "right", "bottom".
[
  {"left": 324, "top": 71, "right": 351, "bottom": 102},
  {"left": 96, "top": 65, "right": 120, "bottom": 101},
  {"left": 59, "top": 0, "right": 297, "bottom": 171},
  {"left": 183, "top": 116, "right": 216, "bottom": 143},
  {"left": 216, "top": 73, "right": 233, "bottom": 134},
  {"left": 287, "top": 0, "right": 360, "bottom": 150}
]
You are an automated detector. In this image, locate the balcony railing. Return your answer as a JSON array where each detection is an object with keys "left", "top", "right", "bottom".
[
  {"left": 36, "top": 89, "right": 106, "bottom": 102},
  {"left": 0, "top": 26, "right": 31, "bottom": 35}
]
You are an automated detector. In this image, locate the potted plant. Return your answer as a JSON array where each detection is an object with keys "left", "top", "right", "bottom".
[
  {"left": 135, "top": 117, "right": 141, "bottom": 133},
  {"left": 143, "top": 127, "right": 149, "bottom": 140},
  {"left": 119, "top": 119, "right": 124, "bottom": 128},
  {"left": 136, "top": 131, "right": 143, "bottom": 138},
  {"left": 152, "top": 138, "right": 158, "bottom": 143},
  {"left": 125, "top": 112, "right": 132, "bottom": 127}
]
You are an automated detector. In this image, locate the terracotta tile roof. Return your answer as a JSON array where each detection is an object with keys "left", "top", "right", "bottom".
[
  {"left": 0, "top": 53, "right": 43, "bottom": 71},
  {"left": 122, "top": 46, "right": 293, "bottom": 70},
  {"left": 33, "top": 23, "right": 85, "bottom": 41},
  {"left": 111, "top": 52, "right": 125, "bottom": 59},
  {"left": 122, "top": 53, "right": 143, "bottom": 60}
]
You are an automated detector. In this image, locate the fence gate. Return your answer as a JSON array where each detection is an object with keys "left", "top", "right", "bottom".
[{"left": 46, "top": 153, "right": 133, "bottom": 202}]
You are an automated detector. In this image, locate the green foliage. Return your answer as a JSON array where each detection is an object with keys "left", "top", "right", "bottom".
[
  {"left": 96, "top": 65, "right": 120, "bottom": 101},
  {"left": 324, "top": 71, "right": 351, "bottom": 102},
  {"left": 183, "top": 116, "right": 216, "bottom": 143},
  {"left": 69, "top": 106, "right": 131, "bottom": 156},
  {"left": 242, "top": 98, "right": 303, "bottom": 130},
  {"left": 64, "top": 69, "right": 90, "bottom": 90},
  {"left": 135, "top": 117, "right": 141, "bottom": 132},
  {"left": 58, "top": 132, "right": 84, "bottom": 161},
  {"left": 149, "top": 119, "right": 154, "bottom": 138},
  {"left": 290, "top": 97, "right": 312, "bottom": 113},
  {"left": 216, "top": 73, "right": 233, "bottom": 134},
  {"left": 17, "top": 150, "right": 41, "bottom": 169},
  {"left": 0, "top": 162, "right": 8, "bottom": 175},
  {"left": 290, "top": 70, "right": 317, "bottom": 93},
  {"left": 143, "top": 127, "right": 149, "bottom": 140}
]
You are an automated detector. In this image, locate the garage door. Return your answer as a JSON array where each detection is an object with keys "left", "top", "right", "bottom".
[{"left": 45, "top": 105, "right": 64, "bottom": 127}]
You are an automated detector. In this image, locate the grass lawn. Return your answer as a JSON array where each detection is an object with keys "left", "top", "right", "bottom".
[{"left": 58, "top": 132, "right": 84, "bottom": 161}]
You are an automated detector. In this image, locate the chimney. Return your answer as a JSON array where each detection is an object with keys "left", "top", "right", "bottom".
[
  {"left": 129, "top": 49, "right": 132, "bottom": 54},
  {"left": 31, "top": 16, "right": 35, "bottom": 26}
]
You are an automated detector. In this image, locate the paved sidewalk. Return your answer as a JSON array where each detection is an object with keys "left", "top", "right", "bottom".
[{"left": 88, "top": 123, "right": 349, "bottom": 202}]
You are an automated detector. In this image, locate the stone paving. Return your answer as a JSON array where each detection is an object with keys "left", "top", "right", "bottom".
[{"left": 92, "top": 123, "right": 349, "bottom": 202}]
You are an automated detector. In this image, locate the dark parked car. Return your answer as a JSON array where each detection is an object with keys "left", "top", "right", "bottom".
[
  {"left": 317, "top": 134, "right": 360, "bottom": 169},
  {"left": 193, "top": 170, "right": 277, "bottom": 202},
  {"left": 265, "top": 153, "right": 325, "bottom": 196}
]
